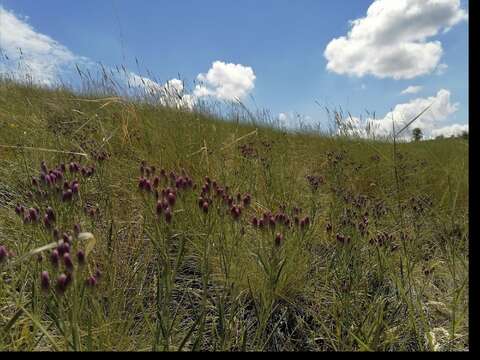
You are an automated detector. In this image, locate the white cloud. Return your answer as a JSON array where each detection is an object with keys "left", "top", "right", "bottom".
[
  {"left": 343, "top": 89, "right": 460, "bottom": 139},
  {"left": 0, "top": 6, "right": 257, "bottom": 109},
  {"left": 370, "top": 89, "right": 459, "bottom": 137},
  {"left": 431, "top": 123, "right": 468, "bottom": 138},
  {"left": 0, "top": 6, "right": 88, "bottom": 85},
  {"left": 324, "top": 0, "right": 467, "bottom": 79},
  {"left": 194, "top": 61, "right": 256, "bottom": 101},
  {"left": 401, "top": 85, "right": 423, "bottom": 95}
]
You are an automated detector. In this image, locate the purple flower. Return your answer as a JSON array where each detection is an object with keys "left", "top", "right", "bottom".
[
  {"left": 56, "top": 273, "right": 69, "bottom": 293},
  {"left": 167, "top": 192, "right": 176, "bottom": 206},
  {"left": 77, "top": 250, "right": 86, "bottom": 265},
  {"left": 73, "top": 223, "right": 81, "bottom": 236},
  {"left": 71, "top": 182, "right": 80, "bottom": 194},
  {"left": 62, "top": 189, "right": 73, "bottom": 202},
  {"left": 41, "top": 271, "right": 50, "bottom": 291},
  {"left": 202, "top": 201, "right": 209, "bottom": 214},
  {"left": 50, "top": 249, "right": 60, "bottom": 267},
  {"left": 275, "top": 233, "right": 284, "bottom": 247},
  {"left": 164, "top": 207, "right": 173, "bottom": 224},
  {"left": 0, "top": 245, "right": 8, "bottom": 263},
  {"left": 46, "top": 207, "right": 55, "bottom": 222},
  {"left": 63, "top": 253, "right": 74, "bottom": 270},
  {"left": 40, "top": 161, "right": 48, "bottom": 174},
  {"left": 86, "top": 275, "right": 97, "bottom": 287}
]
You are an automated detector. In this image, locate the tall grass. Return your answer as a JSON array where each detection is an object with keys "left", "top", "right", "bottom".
[{"left": 0, "top": 78, "right": 469, "bottom": 351}]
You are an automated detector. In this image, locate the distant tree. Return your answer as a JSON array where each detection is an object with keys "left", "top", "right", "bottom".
[
  {"left": 412, "top": 128, "right": 423, "bottom": 142},
  {"left": 461, "top": 131, "right": 469, "bottom": 140},
  {"left": 435, "top": 135, "right": 445, "bottom": 140}
]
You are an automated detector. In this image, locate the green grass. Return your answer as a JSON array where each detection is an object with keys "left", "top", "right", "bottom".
[{"left": 0, "top": 81, "right": 469, "bottom": 351}]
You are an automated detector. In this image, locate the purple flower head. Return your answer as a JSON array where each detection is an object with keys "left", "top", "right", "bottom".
[
  {"left": 86, "top": 275, "right": 97, "bottom": 287},
  {"left": 71, "top": 182, "right": 80, "bottom": 194},
  {"left": 156, "top": 201, "right": 164, "bottom": 215},
  {"left": 56, "top": 273, "right": 69, "bottom": 293},
  {"left": 77, "top": 250, "right": 86, "bottom": 265},
  {"left": 15, "top": 204, "right": 23, "bottom": 216},
  {"left": 62, "top": 189, "right": 73, "bottom": 202},
  {"left": 73, "top": 223, "right": 81, "bottom": 236},
  {"left": 275, "top": 233, "right": 284, "bottom": 247},
  {"left": 243, "top": 194, "right": 252, "bottom": 207},
  {"left": 167, "top": 192, "right": 176, "bottom": 206},
  {"left": 251, "top": 217, "right": 258, "bottom": 227},
  {"left": 164, "top": 207, "right": 173, "bottom": 224},
  {"left": 57, "top": 241, "right": 70, "bottom": 256},
  {"left": 202, "top": 201, "right": 209, "bottom": 214},
  {"left": 50, "top": 249, "right": 60, "bottom": 267},
  {"left": 138, "top": 177, "right": 147, "bottom": 190},
  {"left": 63, "top": 253, "right": 74, "bottom": 270},
  {"left": 46, "top": 207, "right": 55, "bottom": 222},
  {"left": 41, "top": 271, "right": 50, "bottom": 291},
  {"left": 28, "top": 208, "right": 40, "bottom": 223},
  {"left": 43, "top": 214, "right": 52, "bottom": 229},
  {"left": 0, "top": 245, "right": 8, "bottom": 263},
  {"left": 153, "top": 176, "right": 160, "bottom": 188},
  {"left": 230, "top": 205, "right": 242, "bottom": 220},
  {"left": 40, "top": 161, "right": 48, "bottom": 174}
]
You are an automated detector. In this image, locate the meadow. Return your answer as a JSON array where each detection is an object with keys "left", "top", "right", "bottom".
[{"left": 0, "top": 80, "right": 469, "bottom": 351}]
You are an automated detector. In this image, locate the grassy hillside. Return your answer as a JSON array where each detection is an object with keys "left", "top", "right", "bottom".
[{"left": 0, "top": 81, "right": 469, "bottom": 351}]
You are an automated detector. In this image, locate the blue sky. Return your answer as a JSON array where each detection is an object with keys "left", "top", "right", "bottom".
[{"left": 0, "top": 0, "right": 469, "bottom": 137}]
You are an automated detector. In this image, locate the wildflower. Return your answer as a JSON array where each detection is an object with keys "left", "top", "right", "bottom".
[
  {"left": 14, "top": 204, "right": 22, "bottom": 216},
  {"left": 32, "top": 177, "right": 39, "bottom": 187},
  {"left": 167, "top": 192, "right": 176, "bottom": 206},
  {"left": 57, "top": 242, "right": 70, "bottom": 256},
  {"left": 153, "top": 176, "right": 160, "bottom": 188},
  {"left": 40, "top": 161, "right": 48, "bottom": 174},
  {"left": 56, "top": 273, "right": 69, "bottom": 293},
  {"left": 243, "top": 194, "right": 252, "bottom": 207},
  {"left": 62, "top": 189, "right": 73, "bottom": 202},
  {"left": 202, "top": 201, "right": 209, "bottom": 214},
  {"left": 71, "top": 182, "right": 80, "bottom": 194},
  {"left": 30, "top": 208, "right": 41, "bottom": 223},
  {"left": 164, "top": 207, "right": 173, "bottom": 224},
  {"left": 41, "top": 271, "right": 50, "bottom": 291},
  {"left": 156, "top": 201, "right": 164, "bottom": 215},
  {"left": 43, "top": 214, "right": 53, "bottom": 229},
  {"left": 251, "top": 217, "right": 258, "bottom": 227},
  {"left": 230, "top": 205, "right": 242, "bottom": 220},
  {"left": 0, "top": 245, "right": 8, "bottom": 263},
  {"left": 46, "top": 207, "right": 55, "bottom": 222},
  {"left": 50, "top": 249, "right": 60, "bottom": 266},
  {"left": 62, "top": 233, "right": 73, "bottom": 245},
  {"left": 86, "top": 275, "right": 97, "bottom": 287},
  {"left": 275, "top": 233, "right": 284, "bottom": 247},
  {"left": 77, "top": 250, "right": 86, "bottom": 266},
  {"left": 63, "top": 253, "right": 74, "bottom": 271},
  {"left": 73, "top": 223, "right": 81, "bottom": 236}
]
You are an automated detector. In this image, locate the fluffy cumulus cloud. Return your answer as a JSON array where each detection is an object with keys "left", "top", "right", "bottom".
[
  {"left": 346, "top": 89, "right": 465, "bottom": 139},
  {"left": 401, "top": 85, "right": 423, "bottom": 95},
  {"left": 324, "top": 0, "right": 467, "bottom": 79},
  {"left": 0, "top": 6, "right": 255, "bottom": 108},
  {"left": 431, "top": 123, "right": 468, "bottom": 138},
  {"left": 0, "top": 6, "right": 88, "bottom": 85},
  {"left": 194, "top": 61, "right": 256, "bottom": 101}
]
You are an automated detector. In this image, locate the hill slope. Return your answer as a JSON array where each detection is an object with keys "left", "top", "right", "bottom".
[{"left": 0, "top": 82, "right": 469, "bottom": 351}]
